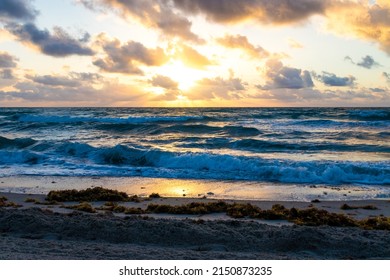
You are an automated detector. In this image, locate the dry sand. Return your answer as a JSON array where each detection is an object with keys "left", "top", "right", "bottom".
[{"left": 1, "top": 192, "right": 390, "bottom": 259}]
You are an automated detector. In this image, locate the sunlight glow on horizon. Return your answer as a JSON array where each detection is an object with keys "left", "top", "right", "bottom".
[{"left": 0, "top": 0, "right": 389, "bottom": 107}]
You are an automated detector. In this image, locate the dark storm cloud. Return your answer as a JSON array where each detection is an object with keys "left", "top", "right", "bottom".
[
  {"left": 79, "top": 0, "right": 203, "bottom": 43},
  {"left": 172, "top": 0, "right": 327, "bottom": 24},
  {"left": 93, "top": 37, "right": 169, "bottom": 74},
  {"left": 6, "top": 23, "right": 94, "bottom": 57},
  {"left": 314, "top": 72, "right": 355, "bottom": 87},
  {"left": 0, "top": 0, "right": 37, "bottom": 22},
  {"left": 259, "top": 59, "right": 314, "bottom": 90}
]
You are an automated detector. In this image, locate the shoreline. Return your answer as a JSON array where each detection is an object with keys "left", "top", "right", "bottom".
[
  {"left": 1, "top": 189, "right": 390, "bottom": 260},
  {"left": 1, "top": 175, "right": 389, "bottom": 202}
]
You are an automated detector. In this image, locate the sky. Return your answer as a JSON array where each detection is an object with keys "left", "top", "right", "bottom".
[{"left": 0, "top": 0, "right": 389, "bottom": 107}]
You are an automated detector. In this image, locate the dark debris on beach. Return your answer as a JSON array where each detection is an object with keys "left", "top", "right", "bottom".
[{"left": 40, "top": 188, "right": 390, "bottom": 231}]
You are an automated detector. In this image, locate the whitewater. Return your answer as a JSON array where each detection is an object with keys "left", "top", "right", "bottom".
[{"left": 0, "top": 107, "right": 389, "bottom": 200}]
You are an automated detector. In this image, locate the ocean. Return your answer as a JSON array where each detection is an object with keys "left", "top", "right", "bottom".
[{"left": 0, "top": 107, "right": 389, "bottom": 200}]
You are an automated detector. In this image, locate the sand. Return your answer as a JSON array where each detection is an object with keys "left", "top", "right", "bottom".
[{"left": 1, "top": 192, "right": 390, "bottom": 259}]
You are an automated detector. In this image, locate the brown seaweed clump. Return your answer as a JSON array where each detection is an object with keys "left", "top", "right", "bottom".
[
  {"left": 146, "top": 201, "right": 229, "bottom": 215},
  {"left": 40, "top": 187, "right": 390, "bottom": 231},
  {"left": 64, "top": 202, "right": 96, "bottom": 213},
  {"left": 46, "top": 187, "right": 130, "bottom": 202},
  {"left": 0, "top": 196, "right": 22, "bottom": 208},
  {"left": 149, "top": 193, "right": 161, "bottom": 198},
  {"left": 144, "top": 202, "right": 389, "bottom": 230},
  {"left": 340, "top": 204, "right": 378, "bottom": 210},
  {"left": 359, "top": 217, "right": 390, "bottom": 230}
]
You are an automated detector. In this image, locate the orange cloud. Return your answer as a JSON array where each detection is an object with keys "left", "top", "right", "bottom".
[
  {"left": 216, "top": 34, "right": 269, "bottom": 58},
  {"left": 326, "top": 0, "right": 390, "bottom": 54},
  {"left": 79, "top": 0, "right": 203, "bottom": 43},
  {"left": 172, "top": 0, "right": 327, "bottom": 25},
  {"left": 175, "top": 44, "right": 215, "bottom": 70}
]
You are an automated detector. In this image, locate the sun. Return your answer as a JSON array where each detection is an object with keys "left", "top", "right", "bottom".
[{"left": 156, "top": 60, "right": 206, "bottom": 91}]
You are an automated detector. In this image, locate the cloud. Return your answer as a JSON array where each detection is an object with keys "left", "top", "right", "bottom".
[
  {"left": 1, "top": 74, "right": 148, "bottom": 106},
  {"left": 6, "top": 23, "right": 94, "bottom": 57},
  {"left": 357, "top": 55, "right": 380, "bottom": 69},
  {"left": 370, "top": 87, "right": 386, "bottom": 93},
  {"left": 1, "top": 69, "right": 14, "bottom": 79},
  {"left": 149, "top": 75, "right": 178, "bottom": 90},
  {"left": 28, "top": 75, "right": 80, "bottom": 88},
  {"left": 25, "top": 72, "right": 103, "bottom": 88},
  {"left": 172, "top": 0, "right": 326, "bottom": 25},
  {"left": 186, "top": 75, "right": 246, "bottom": 100},
  {"left": 344, "top": 56, "right": 354, "bottom": 64},
  {"left": 148, "top": 75, "right": 182, "bottom": 101},
  {"left": 345, "top": 55, "right": 381, "bottom": 69},
  {"left": 216, "top": 34, "right": 269, "bottom": 58},
  {"left": 0, "top": 52, "right": 17, "bottom": 68},
  {"left": 79, "top": 0, "right": 203, "bottom": 43},
  {"left": 255, "top": 88, "right": 328, "bottom": 102},
  {"left": 259, "top": 59, "right": 314, "bottom": 90},
  {"left": 93, "top": 37, "right": 169, "bottom": 74},
  {"left": 288, "top": 38, "right": 304, "bottom": 49},
  {"left": 314, "top": 71, "right": 355, "bottom": 87},
  {"left": 254, "top": 86, "right": 390, "bottom": 106},
  {"left": 175, "top": 44, "right": 214, "bottom": 69},
  {"left": 383, "top": 72, "right": 390, "bottom": 83},
  {"left": 0, "top": 0, "right": 37, "bottom": 22},
  {"left": 325, "top": 1, "right": 390, "bottom": 54},
  {"left": 172, "top": 1, "right": 390, "bottom": 54},
  {"left": 21, "top": 72, "right": 103, "bottom": 91},
  {"left": 0, "top": 52, "right": 18, "bottom": 81}
]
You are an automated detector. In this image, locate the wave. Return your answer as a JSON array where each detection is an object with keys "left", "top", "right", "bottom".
[
  {"left": 0, "top": 138, "right": 389, "bottom": 185},
  {"left": 93, "top": 123, "right": 261, "bottom": 137},
  {"left": 18, "top": 114, "right": 206, "bottom": 124},
  {"left": 159, "top": 124, "right": 261, "bottom": 136},
  {"left": 0, "top": 136, "right": 37, "bottom": 149},
  {"left": 231, "top": 139, "right": 390, "bottom": 153},
  {"left": 348, "top": 109, "right": 390, "bottom": 121},
  {"left": 176, "top": 138, "right": 390, "bottom": 153}
]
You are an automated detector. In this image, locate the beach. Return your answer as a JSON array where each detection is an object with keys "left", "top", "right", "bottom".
[
  {"left": 1, "top": 107, "right": 389, "bottom": 260},
  {"left": 1, "top": 190, "right": 390, "bottom": 260}
]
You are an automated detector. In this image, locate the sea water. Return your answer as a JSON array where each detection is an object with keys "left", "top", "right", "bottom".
[{"left": 0, "top": 107, "right": 389, "bottom": 200}]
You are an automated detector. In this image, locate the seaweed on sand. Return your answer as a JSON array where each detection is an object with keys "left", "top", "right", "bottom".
[
  {"left": 64, "top": 202, "right": 96, "bottom": 213},
  {"left": 144, "top": 202, "right": 385, "bottom": 229},
  {"left": 0, "top": 196, "right": 22, "bottom": 208},
  {"left": 46, "top": 187, "right": 130, "bottom": 202},
  {"left": 146, "top": 201, "right": 229, "bottom": 215},
  {"left": 149, "top": 193, "right": 161, "bottom": 198},
  {"left": 340, "top": 204, "right": 378, "bottom": 210}
]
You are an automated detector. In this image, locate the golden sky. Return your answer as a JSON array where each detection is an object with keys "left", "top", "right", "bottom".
[{"left": 0, "top": 0, "right": 389, "bottom": 106}]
